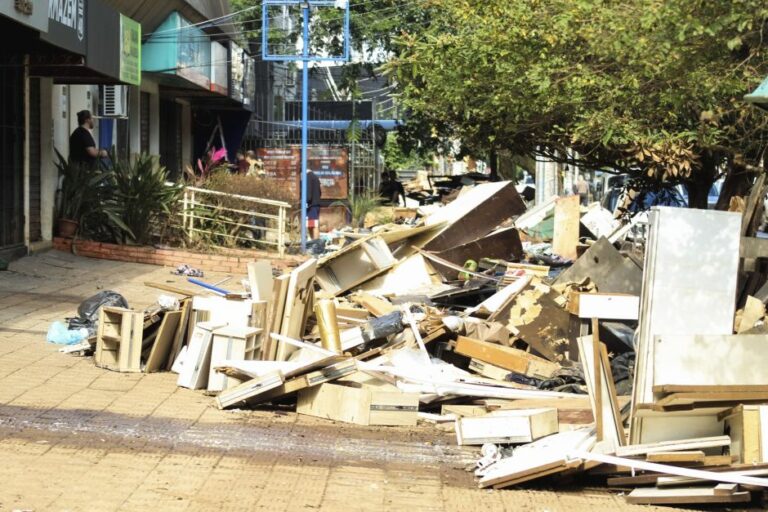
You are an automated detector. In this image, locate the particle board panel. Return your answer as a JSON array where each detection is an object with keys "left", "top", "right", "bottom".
[
  {"left": 577, "top": 335, "right": 625, "bottom": 448},
  {"left": 455, "top": 408, "right": 558, "bottom": 445},
  {"left": 296, "top": 381, "right": 419, "bottom": 426},
  {"left": 95, "top": 307, "right": 143, "bottom": 373},
  {"left": 552, "top": 195, "right": 580, "bottom": 260},
  {"left": 215, "top": 370, "right": 285, "bottom": 409},
  {"left": 166, "top": 298, "right": 192, "bottom": 371},
  {"left": 615, "top": 436, "right": 730, "bottom": 457},
  {"left": 263, "top": 274, "right": 290, "bottom": 360},
  {"left": 455, "top": 336, "right": 559, "bottom": 379},
  {"left": 576, "top": 293, "right": 640, "bottom": 320},
  {"left": 653, "top": 335, "right": 768, "bottom": 389},
  {"left": 632, "top": 208, "right": 741, "bottom": 444},
  {"left": 145, "top": 310, "right": 183, "bottom": 373},
  {"left": 625, "top": 487, "right": 750, "bottom": 505},
  {"left": 246, "top": 260, "right": 273, "bottom": 301},
  {"left": 177, "top": 321, "right": 227, "bottom": 389},
  {"left": 276, "top": 258, "right": 317, "bottom": 361}
]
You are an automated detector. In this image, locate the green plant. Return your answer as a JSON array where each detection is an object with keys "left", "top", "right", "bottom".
[
  {"left": 54, "top": 149, "right": 102, "bottom": 222},
  {"left": 111, "top": 154, "right": 183, "bottom": 244},
  {"left": 334, "top": 192, "right": 384, "bottom": 228}
]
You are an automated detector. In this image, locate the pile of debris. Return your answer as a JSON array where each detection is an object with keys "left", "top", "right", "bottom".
[{"left": 53, "top": 177, "right": 768, "bottom": 507}]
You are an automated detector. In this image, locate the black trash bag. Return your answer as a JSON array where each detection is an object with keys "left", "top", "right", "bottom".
[{"left": 77, "top": 290, "right": 129, "bottom": 324}]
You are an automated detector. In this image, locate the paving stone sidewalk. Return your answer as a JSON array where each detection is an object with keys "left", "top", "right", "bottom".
[{"left": 0, "top": 250, "right": 668, "bottom": 511}]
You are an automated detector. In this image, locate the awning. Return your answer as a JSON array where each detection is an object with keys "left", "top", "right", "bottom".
[
  {"left": 142, "top": 11, "right": 211, "bottom": 90},
  {"left": 29, "top": 0, "right": 140, "bottom": 85},
  {"left": 745, "top": 76, "right": 768, "bottom": 110}
]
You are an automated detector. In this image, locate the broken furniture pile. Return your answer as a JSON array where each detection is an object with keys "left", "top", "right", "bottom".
[{"left": 56, "top": 177, "right": 768, "bottom": 507}]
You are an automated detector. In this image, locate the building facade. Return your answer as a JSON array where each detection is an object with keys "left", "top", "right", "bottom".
[{"left": 0, "top": 0, "right": 255, "bottom": 261}]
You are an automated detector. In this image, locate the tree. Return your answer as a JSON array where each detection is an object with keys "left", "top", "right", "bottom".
[{"left": 386, "top": 0, "right": 768, "bottom": 207}]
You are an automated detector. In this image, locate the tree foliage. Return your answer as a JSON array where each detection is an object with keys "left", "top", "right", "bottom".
[{"left": 386, "top": 0, "right": 768, "bottom": 206}]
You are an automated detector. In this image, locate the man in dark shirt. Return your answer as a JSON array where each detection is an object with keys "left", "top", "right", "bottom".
[
  {"left": 306, "top": 170, "right": 322, "bottom": 240},
  {"left": 69, "top": 110, "right": 107, "bottom": 167}
]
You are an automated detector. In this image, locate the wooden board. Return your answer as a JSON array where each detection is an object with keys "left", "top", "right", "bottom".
[
  {"left": 653, "top": 335, "right": 768, "bottom": 390},
  {"left": 552, "top": 195, "right": 580, "bottom": 260},
  {"left": 646, "top": 451, "right": 706, "bottom": 463},
  {"left": 625, "top": 486, "right": 750, "bottom": 505},
  {"left": 631, "top": 208, "right": 741, "bottom": 444},
  {"left": 455, "top": 336, "right": 559, "bottom": 379},
  {"left": 247, "top": 261, "right": 273, "bottom": 301},
  {"left": 577, "top": 335, "right": 625, "bottom": 448},
  {"left": 263, "top": 274, "right": 290, "bottom": 360},
  {"left": 478, "top": 429, "right": 595, "bottom": 489},
  {"left": 349, "top": 292, "right": 394, "bottom": 317},
  {"left": 251, "top": 358, "right": 358, "bottom": 404},
  {"left": 468, "top": 358, "right": 511, "bottom": 381},
  {"left": 177, "top": 321, "right": 226, "bottom": 389},
  {"left": 455, "top": 408, "right": 558, "bottom": 445},
  {"left": 615, "top": 436, "right": 730, "bottom": 457},
  {"left": 145, "top": 310, "right": 182, "bottom": 373},
  {"left": 214, "top": 370, "right": 285, "bottom": 409},
  {"left": 576, "top": 293, "right": 640, "bottom": 320},
  {"left": 276, "top": 259, "right": 317, "bottom": 361},
  {"left": 166, "top": 299, "right": 192, "bottom": 371},
  {"left": 297, "top": 381, "right": 419, "bottom": 426}
]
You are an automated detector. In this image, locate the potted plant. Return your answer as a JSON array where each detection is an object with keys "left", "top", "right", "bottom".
[{"left": 54, "top": 149, "right": 94, "bottom": 238}]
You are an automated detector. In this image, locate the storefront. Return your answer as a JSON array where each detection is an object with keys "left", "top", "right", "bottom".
[{"left": 0, "top": 3, "right": 48, "bottom": 260}]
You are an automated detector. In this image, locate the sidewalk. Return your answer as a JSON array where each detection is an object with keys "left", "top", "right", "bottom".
[{"left": 0, "top": 250, "right": 660, "bottom": 511}]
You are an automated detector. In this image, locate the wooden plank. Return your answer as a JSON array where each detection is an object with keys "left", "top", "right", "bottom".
[
  {"left": 214, "top": 371, "right": 285, "bottom": 409},
  {"left": 478, "top": 429, "right": 595, "bottom": 488},
  {"left": 625, "top": 487, "right": 750, "bottom": 505},
  {"left": 656, "top": 468, "right": 768, "bottom": 487},
  {"left": 455, "top": 408, "right": 558, "bottom": 445},
  {"left": 246, "top": 261, "right": 273, "bottom": 301},
  {"left": 143, "top": 281, "right": 198, "bottom": 297},
  {"left": 468, "top": 358, "right": 510, "bottom": 381},
  {"left": 145, "top": 310, "right": 182, "bottom": 373},
  {"left": 466, "top": 276, "right": 532, "bottom": 321},
  {"left": 615, "top": 436, "right": 730, "bottom": 457},
  {"left": 166, "top": 299, "right": 192, "bottom": 371},
  {"left": 577, "top": 335, "right": 624, "bottom": 448},
  {"left": 454, "top": 336, "right": 559, "bottom": 379},
  {"left": 742, "top": 173, "right": 766, "bottom": 237},
  {"left": 552, "top": 195, "right": 580, "bottom": 261},
  {"left": 263, "top": 274, "right": 290, "bottom": 360},
  {"left": 349, "top": 292, "right": 394, "bottom": 317},
  {"left": 276, "top": 259, "right": 317, "bottom": 361},
  {"left": 577, "top": 293, "right": 640, "bottom": 320},
  {"left": 656, "top": 384, "right": 768, "bottom": 394},
  {"left": 647, "top": 451, "right": 706, "bottom": 463}
]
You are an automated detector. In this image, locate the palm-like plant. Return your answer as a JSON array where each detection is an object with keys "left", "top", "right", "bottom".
[
  {"left": 111, "top": 154, "right": 183, "bottom": 244},
  {"left": 334, "top": 191, "right": 384, "bottom": 228}
]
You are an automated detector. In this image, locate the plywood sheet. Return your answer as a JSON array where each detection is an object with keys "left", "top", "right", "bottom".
[
  {"left": 552, "top": 195, "right": 580, "bottom": 260},
  {"left": 653, "top": 335, "right": 768, "bottom": 389},
  {"left": 632, "top": 208, "right": 741, "bottom": 444}
]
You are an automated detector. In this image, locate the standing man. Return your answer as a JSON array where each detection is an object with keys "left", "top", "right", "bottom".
[
  {"left": 69, "top": 110, "right": 107, "bottom": 168},
  {"left": 306, "top": 169, "right": 322, "bottom": 240},
  {"left": 575, "top": 174, "right": 590, "bottom": 206}
]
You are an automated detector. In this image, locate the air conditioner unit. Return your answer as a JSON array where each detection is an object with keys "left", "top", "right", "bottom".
[{"left": 100, "top": 85, "right": 127, "bottom": 117}]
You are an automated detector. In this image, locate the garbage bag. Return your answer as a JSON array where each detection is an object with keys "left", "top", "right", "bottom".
[
  {"left": 77, "top": 290, "right": 128, "bottom": 324},
  {"left": 47, "top": 321, "right": 88, "bottom": 345}
]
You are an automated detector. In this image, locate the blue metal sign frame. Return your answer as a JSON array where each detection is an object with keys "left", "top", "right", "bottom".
[{"left": 262, "top": 0, "right": 350, "bottom": 253}]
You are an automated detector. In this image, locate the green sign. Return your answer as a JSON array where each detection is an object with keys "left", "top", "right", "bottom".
[{"left": 119, "top": 14, "right": 141, "bottom": 85}]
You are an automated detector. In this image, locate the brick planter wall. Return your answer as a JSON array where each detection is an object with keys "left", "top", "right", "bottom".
[{"left": 53, "top": 238, "right": 304, "bottom": 274}]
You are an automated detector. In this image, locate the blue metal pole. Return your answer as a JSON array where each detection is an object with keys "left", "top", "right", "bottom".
[{"left": 300, "top": 2, "right": 310, "bottom": 253}]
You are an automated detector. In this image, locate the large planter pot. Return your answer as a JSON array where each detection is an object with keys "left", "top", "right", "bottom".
[{"left": 57, "top": 218, "right": 79, "bottom": 238}]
